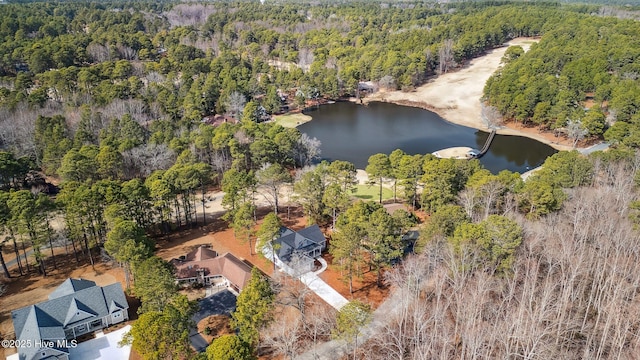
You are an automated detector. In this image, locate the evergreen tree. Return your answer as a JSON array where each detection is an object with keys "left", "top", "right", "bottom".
[
  {"left": 206, "top": 334, "right": 256, "bottom": 360},
  {"left": 232, "top": 267, "right": 274, "bottom": 345},
  {"left": 133, "top": 256, "right": 178, "bottom": 313},
  {"left": 256, "top": 212, "right": 282, "bottom": 270},
  {"left": 365, "top": 153, "right": 392, "bottom": 204},
  {"left": 332, "top": 300, "right": 372, "bottom": 360},
  {"left": 123, "top": 294, "right": 197, "bottom": 360},
  {"left": 105, "top": 219, "right": 154, "bottom": 288}
]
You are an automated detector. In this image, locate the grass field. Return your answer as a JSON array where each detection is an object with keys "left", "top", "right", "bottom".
[
  {"left": 274, "top": 113, "right": 312, "bottom": 128},
  {"left": 353, "top": 184, "right": 394, "bottom": 201}
]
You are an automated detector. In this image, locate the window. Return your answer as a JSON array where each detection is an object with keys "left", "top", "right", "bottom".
[{"left": 90, "top": 319, "right": 103, "bottom": 329}]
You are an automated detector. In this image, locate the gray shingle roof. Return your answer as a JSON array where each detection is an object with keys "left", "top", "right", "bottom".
[
  {"left": 11, "top": 279, "right": 128, "bottom": 360},
  {"left": 274, "top": 225, "right": 326, "bottom": 263},
  {"left": 48, "top": 278, "right": 97, "bottom": 300},
  {"left": 297, "top": 225, "right": 327, "bottom": 245}
]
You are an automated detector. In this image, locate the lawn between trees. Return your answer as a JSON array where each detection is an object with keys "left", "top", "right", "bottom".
[
  {"left": 353, "top": 184, "right": 394, "bottom": 201},
  {"left": 273, "top": 113, "right": 313, "bottom": 128}
]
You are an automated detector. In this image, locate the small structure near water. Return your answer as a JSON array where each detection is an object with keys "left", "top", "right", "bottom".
[
  {"left": 434, "top": 129, "right": 497, "bottom": 160},
  {"left": 433, "top": 146, "right": 475, "bottom": 159}
]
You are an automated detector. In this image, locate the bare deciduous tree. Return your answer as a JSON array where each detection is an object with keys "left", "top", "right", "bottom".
[
  {"left": 358, "top": 161, "right": 640, "bottom": 359},
  {"left": 458, "top": 188, "right": 480, "bottom": 222},
  {"left": 298, "top": 48, "right": 315, "bottom": 72},
  {"left": 378, "top": 75, "right": 396, "bottom": 90},
  {"left": 263, "top": 314, "right": 303, "bottom": 360},
  {"left": 294, "top": 133, "right": 321, "bottom": 168},
  {"left": 116, "top": 44, "right": 138, "bottom": 60},
  {"left": 567, "top": 118, "right": 589, "bottom": 148},
  {"left": 101, "top": 99, "right": 149, "bottom": 125},
  {"left": 265, "top": 271, "right": 336, "bottom": 359},
  {"left": 325, "top": 56, "right": 338, "bottom": 70},
  {"left": 438, "top": 39, "right": 456, "bottom": 74},
  {"left": 481, "top": 103, "right": 503, "bottom": 129},
  {"left": 87, "top": 43, "right": 111, "bottom": 63},
  {"left": 145, "top": 71, "right": 165, "bottom": 85},
  {"left": 164, "top": 4, "right": 217, "bottom": 27},
  {"left": 0, "top": 103, "right": 49, "bottom": 159},
  {"left": 271, "top": 272, "right": 314, "bottom": 317},
  {"left": 122, "top": 143, "right": 175, "bottom": 178},
  {"left": 224, "top": 91, "right": 246, "bottom": 120},
  {"left": 303, "top": 302, "right": 337, "bottom": 354}
]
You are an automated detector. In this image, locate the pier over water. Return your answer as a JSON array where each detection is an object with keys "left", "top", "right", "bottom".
[{"left": 433, "top": 129, "right": 497, "bottom": 160}]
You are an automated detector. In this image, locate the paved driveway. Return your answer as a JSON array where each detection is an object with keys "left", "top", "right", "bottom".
[
  {"left": 69, "top": 325, "right": 132, "bottom": 360},
  {"left": 262, "top": 246, "right": 349, "bottom": 310},
  {"left": 300, "top": 271, "right": 349, "bottom": 310},
  {"left": 7, "top": 325, "right": 133, "bottom": 360},
  {"left": 580, "top": 142, "right": 609, "bottom": 155},
  {"left": 190, "top": 289, "right": 237, "bottom": 352}
]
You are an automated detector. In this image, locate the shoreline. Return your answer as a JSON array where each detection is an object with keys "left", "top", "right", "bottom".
[
  {"left": 359, "top": 37, "right": 578, "bottom": 152},
  {"left": 292, "top": 37, "right": 593, "bottom": 152},
  {"left": 359, "top": 96, "right": 576, "bottom": 152}
]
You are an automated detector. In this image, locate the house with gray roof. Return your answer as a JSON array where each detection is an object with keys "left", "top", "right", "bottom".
[
  {"left": 11, "top": 279, "right": 129, "bottom": 360},
  {"left": 273, "top": 224, "right": 326, "bottom": 272}
]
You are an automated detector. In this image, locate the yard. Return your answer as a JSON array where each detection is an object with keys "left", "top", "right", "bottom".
[
  {"left": 273, "top": 112, "right": 312, "bottom": 128},
  {"left": 0, "top": 204, "right": 395, "bottom": 359},
  {"left": 0, "top": 251, "right": 136, "bottom": 359},
  {"left": 353, "top": 184, "right": 395, "bottom": 201}
]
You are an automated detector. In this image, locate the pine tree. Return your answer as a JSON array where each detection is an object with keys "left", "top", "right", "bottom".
[
  {"left": 206, "top": 334, "right": 256, "bottom": 360},
  {"left": 232, "top": 267, "right": 274, "bottom": 345}
]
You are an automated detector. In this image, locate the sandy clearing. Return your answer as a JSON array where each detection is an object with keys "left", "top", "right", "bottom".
[{"left": 364, "top": 38, "right": 574, "bottom": 151}]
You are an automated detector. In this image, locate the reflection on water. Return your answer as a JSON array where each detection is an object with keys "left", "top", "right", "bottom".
[{"left": 298, "top": 102, "right": 557, "bottom": 173}]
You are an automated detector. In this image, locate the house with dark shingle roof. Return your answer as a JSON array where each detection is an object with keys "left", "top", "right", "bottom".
[
  {"left": 273, "top": 224, "right": 326, "bottom": 272},
  {"left": 171, "top": 247, "right": 253, "bottom": 294},
  {"left": 11, "top": 279, "right": 129, "bottom": 360}
]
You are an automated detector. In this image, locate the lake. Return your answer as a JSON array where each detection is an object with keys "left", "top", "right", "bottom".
[{"left": 297, "top": 101, "right": 557, "bottom": 174}]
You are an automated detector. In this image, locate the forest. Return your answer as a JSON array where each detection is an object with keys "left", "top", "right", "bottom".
[
  {"left": 2, "top": 0, "right": 640, "bottom": 359},
  {"left": 483, "top": 11, "right": 640, "bottom": 143}
]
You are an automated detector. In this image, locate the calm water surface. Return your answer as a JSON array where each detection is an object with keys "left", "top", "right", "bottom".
[{"left": 298, "top": 102, "right": 557, "bottom": 173}]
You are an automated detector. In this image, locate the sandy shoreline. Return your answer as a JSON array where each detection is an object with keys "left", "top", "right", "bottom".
[{"left": 362, "top": 37, "right": 575, "bottom": 152}]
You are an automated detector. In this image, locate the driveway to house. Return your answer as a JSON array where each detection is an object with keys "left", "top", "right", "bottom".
[
  {"left": 190, "top": 290, "right": 237, "bottom": 352},
  {"left": 300, "top": 271, "right": 349, "bottom": 310},
  {"left": 262, "top": 246, "right": 349, "bottom": 310},
  {"left": 67, "top": 325, "right": 132, "bottom": 360},
  {"left": 297, "top": 288, "right": 406, "bottom": 360},
  {"left": 7, "top": 325, "right": 133, "bottom": 360}
]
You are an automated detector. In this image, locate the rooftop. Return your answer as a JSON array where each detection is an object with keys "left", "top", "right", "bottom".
[{"left": 171, "top": 249, "right": 253, "bottom": 290}]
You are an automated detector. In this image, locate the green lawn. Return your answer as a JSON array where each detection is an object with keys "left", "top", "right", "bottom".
[
  {"left": 273, "top": 113, "right": 312, "bottom": 128},
  {"left": 353, "top": 184, "right": 394, "bottom": 201}
]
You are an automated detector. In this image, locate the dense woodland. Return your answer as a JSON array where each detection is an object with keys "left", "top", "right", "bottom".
[
  {"left": 483, "top": 12, "right": 640, "bottom": 141},
  {"left": 2, "top": 1, "right": 640, "bottom": 359}
]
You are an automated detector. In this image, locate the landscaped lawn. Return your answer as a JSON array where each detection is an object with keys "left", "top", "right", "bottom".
[
  {"left": 353, "top": 184, "right": 394, "bottom": 201},
  {"left": 274, "top": 112, "right": 312, "bottom": 128}
]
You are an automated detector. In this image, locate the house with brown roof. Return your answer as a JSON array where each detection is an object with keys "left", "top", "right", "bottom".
[
  {"left": 170, "top": 247, "right": 252, "bottom": 294},
  {"left": 202, "top": 114, "right": 236, "bottom": 126}
]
